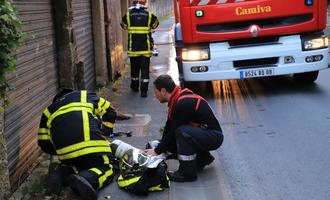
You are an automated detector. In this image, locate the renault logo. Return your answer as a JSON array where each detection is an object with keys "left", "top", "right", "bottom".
[{"left": 249, "top": 25, "right": 260, "bottom": 37}]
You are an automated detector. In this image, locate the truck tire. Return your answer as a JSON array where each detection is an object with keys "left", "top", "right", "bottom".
[{"left": 293, "top": 71, "right": 319, "bottom": 83}]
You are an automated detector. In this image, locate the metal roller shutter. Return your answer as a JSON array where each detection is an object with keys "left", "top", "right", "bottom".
[
  {"left": 72, "top": 0, "right": 96, "bottom": 90},
  {"left": 5, "top": 0, "right": 58, "bottom": 186}
]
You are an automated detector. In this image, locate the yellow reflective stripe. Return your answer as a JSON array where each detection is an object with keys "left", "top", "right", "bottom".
[
  {"left": 128, "top": 27, "right": 151, "bottom": 34},
  {"left": 99, "top": 168, "right": 113, "bottom": 188},
  {"left": 102, "top": 121, "right": 114, "bottom": 128},
  {"left": 81, "top": 90, "right": 87, "bottom": 102},
  {"left": 127, "top": 12, "right": 132, "bottom": 52},
  {"left": 90, "top": 168, "right": 102, "bottom": 175},
  {"left": 38, "top": 134, "right": 50, "bottom": 140},
  {"left": 82, "top": 111, "right": 90, "bottom": 141},
  {"left": 46, "top": 103, "right": 94, "bottom": 128},
  {"left": 43, "top": 108, "right": 51, "bottom": 118},
  {"left": 147, "top": 12, "right": 152, "bottom": 51},
  {"left": 57, "top": 146, "right": 112, "bottom": 160},
  {"left": 128, "top": 30, "right": 151, "bottom": 34},
  {"left": 128, "top": 51, "right": 152, "bottom": 56},
  {"left": 148, "top": 12, "right": 152, "bottom": 27},
  {"left": 148, "top": 184, "right": 163, "bottom": 191},
  {"left": 103, "top": 155, "right": 110, "bottom": 165},
  {"left": 97, "top": 98, "right": 106, "bottom": 115},
  {"left": 81, "top": 91, "right": 90, "bottom": 141},
  {"left": 117, "top": 175, "right": 141, "bottom": 187},
  {"left": 99, "top": 101, "right": 110, "bottom": 116},
  {"left": 127, "top": 12, "right": 130, "bottom": 27},
  {"left": 38, "top": 128, "right": 48, "bottom": 134},
  {"left": 57, "top": 140, "right": 111, "bottom": 154},
  {"left": 128, "top": 27, "right": 150, "bottom": 31}
]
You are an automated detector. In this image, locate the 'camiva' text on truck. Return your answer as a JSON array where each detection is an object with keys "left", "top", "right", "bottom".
[{"left": 173, "top": 0, "right": 329, "bottom": 86}]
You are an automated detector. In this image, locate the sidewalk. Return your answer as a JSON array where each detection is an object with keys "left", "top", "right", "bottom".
[{"left": 96, "top": 16, "right": 176, "bottom": 200}]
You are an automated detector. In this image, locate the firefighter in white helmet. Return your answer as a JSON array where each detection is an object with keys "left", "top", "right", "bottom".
[{"left": 121, "top": 0, "right": 159, "bottom": 98}]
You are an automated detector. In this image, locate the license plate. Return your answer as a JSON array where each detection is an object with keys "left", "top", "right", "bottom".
[{"left": 240, "top": 68, "right": 275, "bottom": 78}]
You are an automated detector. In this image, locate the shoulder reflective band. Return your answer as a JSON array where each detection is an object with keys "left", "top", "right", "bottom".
[
  {"left": 46, "top": 102, "right": 95, "bottom": 128},
  {"left": 43, "top": 108, "right": 51, "bottom": 118}
]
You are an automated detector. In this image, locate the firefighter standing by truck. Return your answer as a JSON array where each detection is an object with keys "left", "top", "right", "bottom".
[
  {"left": 38, "top": 89, "right": 119, "bottom": 200},
  {"left": 145, "top": 75, "right": 224, "bottom": 182},
  {"left": 120, "top": 0, "right": 159, "bottom": 98}
]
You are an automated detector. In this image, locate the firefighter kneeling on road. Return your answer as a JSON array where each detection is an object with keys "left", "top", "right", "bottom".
[
  {"left": 38, "top": 89, "right": 121, "bottom": 200},
  {"left": 120, "top": 0, "right": 159, "bottom": 98},
  {"left": 145, "top": 75, "right": 224, "bottom": 182}
]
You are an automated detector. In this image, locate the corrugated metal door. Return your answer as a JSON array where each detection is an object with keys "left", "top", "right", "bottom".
[
  {"left": 72, "top": 0, "right": 96, "bottom": 90},
  {"left": 5, "top": 0, "right": 58, "bottom": 187}
]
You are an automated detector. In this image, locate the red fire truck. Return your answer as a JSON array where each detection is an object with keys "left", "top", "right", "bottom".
[{"left": 173, "top": 0, "right": 329, "bottom": 86}]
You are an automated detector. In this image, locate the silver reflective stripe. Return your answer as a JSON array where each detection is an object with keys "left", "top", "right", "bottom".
[
  {"left": 141, "top": 79, "right": 149, "bottom": 83},
  {"left": 217, "top": 0, "right": 228, "bottom": 3},
  {"left": 178, "top": 154, "right": 197, "bottom": 161},
  {"left": 198, "top": 0, "right": 210, "bottom": 5},
  {"left": 131, "top": 77, "right": 139, "bottom": 81}
]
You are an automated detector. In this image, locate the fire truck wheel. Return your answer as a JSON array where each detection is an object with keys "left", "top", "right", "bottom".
[{"left": 293, "top": 71, "right": 319, "bottom": 84}]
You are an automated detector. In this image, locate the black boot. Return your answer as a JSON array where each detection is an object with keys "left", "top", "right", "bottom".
[
  {"left": 130, "top": 79, "right": 139, "bottom": 92},
  {"left": 69, "top": 174, "right": 97, "bottom": 200},
  {"left": 197, "top": 151, "right": 215, "bottom": 171},
  {"left": 140, "top": 90, "right": 147, "bottom": 98},
  {"left": 140, "top": 81, "right": 149, "bottom": 98},
  {"left": 46, "top": 162, "right": 64, "bottom": 195},
  {"left": 167, "top": 160, "right": 197, "bottom": 182}
]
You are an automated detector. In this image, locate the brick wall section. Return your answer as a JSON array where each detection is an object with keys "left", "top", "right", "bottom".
[{"left": 0, "top": 100, "right": 10, "bottom": 198}]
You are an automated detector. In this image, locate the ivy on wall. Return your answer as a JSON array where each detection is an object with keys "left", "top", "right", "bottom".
[{"left": 0, "top": 0, "right": 24, "bottom": 112}]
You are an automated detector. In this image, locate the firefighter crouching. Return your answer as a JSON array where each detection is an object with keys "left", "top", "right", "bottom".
[
  {"left": 120, "top": 0, "right": 159, "bottom": 98},
  {"left": 38, "top": 89, "right": 119, "bottom": 200},
  {"left": 145, "top": 75, "right": 224, "bottom": 182}
]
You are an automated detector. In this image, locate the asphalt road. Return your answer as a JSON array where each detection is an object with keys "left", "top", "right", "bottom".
[{"left": 98, "top": 16, "right": 330, "bottom": 200}]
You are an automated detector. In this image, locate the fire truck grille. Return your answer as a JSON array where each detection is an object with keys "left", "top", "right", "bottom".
[
  {"left": 233, "top": 57, "right": 279, "bottom": 69},
  {"left": 197, "top": 14, "right": 313, "bottom": 33}
]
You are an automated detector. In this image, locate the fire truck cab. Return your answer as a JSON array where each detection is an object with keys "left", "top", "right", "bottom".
[{"left": 173, "top": 0, "right": 329, "bottom": 85}]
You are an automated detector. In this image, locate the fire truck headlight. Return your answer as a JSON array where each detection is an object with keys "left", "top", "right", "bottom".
[
  {"left": 182, "top": 48, "right": 210, "bottom": 61},
  {"left": 303, "top": 36, "right": 329, "bottom": 51}
]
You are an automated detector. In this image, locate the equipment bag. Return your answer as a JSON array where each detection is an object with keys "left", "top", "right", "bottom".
[{"left": 117, "top": 161, "right": 170, "bottom": 195}]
